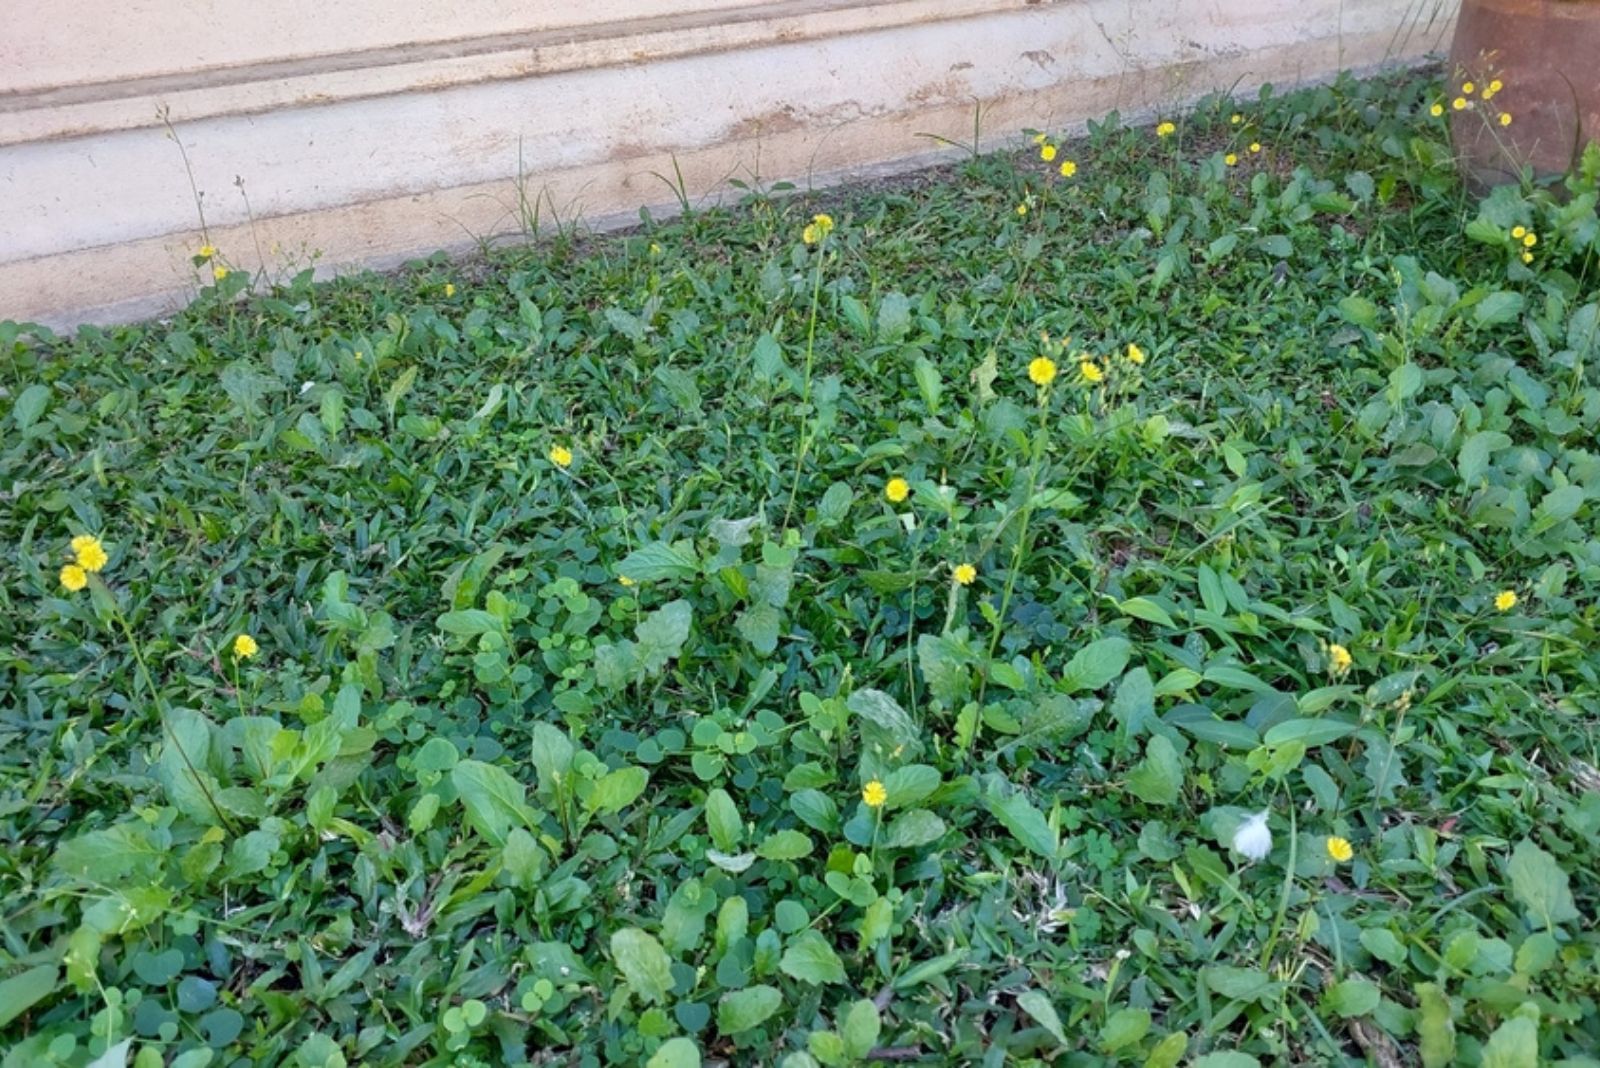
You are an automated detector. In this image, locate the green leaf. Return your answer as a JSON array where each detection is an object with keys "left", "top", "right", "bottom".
[
  {"left": 1060, "top": 637, "right": 1132, "bottom": 692},
  {"left": 1262, "top": 718, "right": 1358, "bottom": 748},
  {"left": 779, "top": 931, "right": 846, "bottom": 986},
  {"left": 982, "top": 780, "right": 1057, "bottom": 860},
  {"left": 13, "top": 383, "right": 52, "bottom": 431},
  {"left": 53, "top": 823, "right": 166, "bottom": 884},
  {"left": 1193, "top": 1055, "right": 1260, "bottom": 1068},
  {"left": 1203, "top": 965, "right": 1275, "bottom": 1003},
  {"left": 717, "top": 985, "right": 782, "bottom": 1034},
  {"left": 1117, "top": 597, "right": 1176, "bottom": 627},
  {"left": 756, "top": 829, "right": 813, "bottom": 860},
  {"left": 704, "top": 788, "right": 743, "bottom": 852},
  {"left": 611, "top": 928, "right": 675, "bottom": 1005},
  {"left": 847, "top": 688, "right": 921, "bottom": 758},
  {"left": 647, "top": 1037, "right": 701, "bottom": 1068},
  {"left": 840, "top": 999, "right": 881, "bottom": 1060},
  {"left": 636, "top": 600, "right": 694, "bottom": 675},
  {"left": 1016, "top": 989, "right": 1067, "bottom": 1047},
  {"left": 1474, "top": 289, "right": 1525, "bottom": 328},
  {"left": 1481, "top": 1009, "right": 1539, "bottom": 1068},
  {"left": 1099, "top": 1006, "right": 1151, "bottom": 1052},
  {"left": 586, "top": 766, "right": 649, "bottom": 813},
  {"left": 1323, "top": 978, "right": 1380, "bottom": 1018},
  {"left": 1507, "top": 839, "right": 1581, "bottom": 929},
  {"left": 913, "top": 355, "right": 943, "bottom": 414},
  {"left": 883, "top": 810, "right": 946, "bottom": 849},
  {"left": 619, "top": 542, "right": 700, "bottom": 583},
  {"left": 1127, "top": 735, "right": 1184, "bottom": 805},
  {"left": 1416, "top": 982, "right": 1456, "bottom": 1068},
  {"left": 451, "top": 760, "right": 534, "bottom": 847},
  {"left": 0, "top": 965, "right": 58, "bottom": 1028}
]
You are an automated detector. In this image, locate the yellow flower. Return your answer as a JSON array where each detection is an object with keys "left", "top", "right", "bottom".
[
  {"left": 952, "top": 563, "right": 977, "bottom": 586},
  {"left": 1230, "top": 113, "right": 1243, "bottom": 125},
  {"left": 59, "top": 564, "right": 88, "bottom": 592},
  {"left": 198, "top": 244, "right": 217, "bottom": 260},
  {"left": 233, "top": 633, "right": 259, "bottom": 659},
  {"left": 1224, "top": 153, "right": 1238, "bottom": 166},
  {"left": 212, "top": 265, "right": 229, "bottom": 282},
  {"left": 1499, "top": 112, "right": 1512, "bottom": 127},
  {"left": 1326, "top": 836, "right": 1354, "bottom": 863},
  {"left": 619, "top": 574, "right": 636, "bottom": 587},
  {"left": 1489, "top": 79, "right": 1503, "bottom": 94},
  {"left": 1080, "top": 360, "right": 1104, "bottom": 384},
  {"left": 1495, "top": 590, "right": 1517, "bottom": 612},
  {"left": 1040, "top": 144, "right": 1057, "bottom": 162},
  {"left": 810, "top": 213, "right": 835, "bottom": 241},
  {"left": 1126, "top": 343, "right": 1146, "bottom": 365},
  {"left": 649, "top": 242, "right": 663, "bottom": 256},
  {"left": 1059, "top": 160, "right": 1077, "bottom": 178},
  {"left": 1452, "top": 97, "right": 1467, "bottom": 111},
  {"left": 1521, "top": 251, "right": 1534, "bottom": 264},
  {"left": 1430, "top": 103, "right": 1444, "bottom": 117},
  {"left": 70, "top": 535, "right": 108, "bottom": 573},
  {"left": 1328, "top": 643, "right": 1353, "bottom": 674},
  {"left": 548, "top": 444, "right": 573, "bottom": 468},
  {"left": 862, "top": 780, "right": 888, "bottom": 808},
  {"left": 1249, "top": 142, "right": 1262, "bottom": 153},
  {"left": 1032, "top": 132, "right": 1047, "bottom": 145},
  {"left": 1462, "top": 81, "right": 1476, "bottom": 95},
  {"left": 1016, "top": 203, "right": 1029, "bottom": 217},
  {"left": 1028, "top": 356, "right": 1058, "bottom": 386},
  {"left": 1523, "top": 232, "right": 1537, "bottom": 248},
  {"left": 885, "top": 477, "right": 910, "bottom": 503},
  {"left": 1156, "top": 121, "right": 1176, "bottom": 138},
  {"left": 354, "top": 350, "right": 364, "bottom": 362},
  {"left": 1511, "top": 225, "right": 1526, "bottom": 239}
]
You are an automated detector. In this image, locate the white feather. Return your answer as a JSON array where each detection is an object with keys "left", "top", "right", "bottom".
[{"left": 1232, "top": 810, "right": 1273, "bottom": 861}]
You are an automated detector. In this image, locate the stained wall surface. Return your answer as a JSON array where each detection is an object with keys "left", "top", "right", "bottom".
[{"left": 0, "top": 0, "right": 1456, "bottom": 327}]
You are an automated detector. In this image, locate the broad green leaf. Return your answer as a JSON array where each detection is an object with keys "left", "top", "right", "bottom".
[
  {"left": 451, "top": 760, "right": 534, "bottom": 847},
  {"left": 982, "top": 780, "right": 1057, "bottom": 860},
  {"left": 717, "top": 984, "right": 782, "bottom": 1034},
  {"left": 779, "top": 931, "right": 846, "bottom": 986},
  {"left": 1099, "top": 1006, "right": 1151, "bottom": 1051},
  {"left": 619, "top": 542, "right": 700, "bottom": 583},
  {"left": 847, "top": 688, "right": 921, "bottom": 757},
  {"left": 1017, "top": 989, "right": 1067, "bottom": 1047},
  {"left": 704, "top": 788, "right": 742, "bottom": 852},
  {"left": 1481, "top": 1009, "right": 1539, "bottom": 1068},
  {"left": 884, "top": 810, "right": 946, "bottom": 849},
  {"left": 1262, "top": 718, "right": 1358, "bottom": 748},
  {"left": 647, "top": 1037, "right": 701, "bottom": 1068},
  {"left": 1060, "top": 637, "right": 1132, "bottom": 693},
  {"left": 756, "top": 829, "right": 813, "bottom": 860},
  {"left": 0, "top": 965, "right": 58, "bottom": 1028},
  {"left": 840, "top": 999, "right": 881, "bottom": 1060},
  {"left": 636, "top": 600, "right": 694, "bottom": 675},
  {"left": 1323, "top": 978, "right": 1380, "bottom": 1017},
  {"left": 1416, "top": 982, "right": 1456, "bottom": 1067},
  {"left": 1127, "top": 735, "right": 1184, "bottom": 805},
  {"left": 611, "top": 928, "right": 674, "bottom": 1004},
  {"left": 1507, "top": 839, "right": 1580, "bottom": 929},
  {"left": 1473, "top": 289, "right": 1524, "bottom": 328},
  {"left": 586, "top": 766, "right": 649, "bottom": 814}
]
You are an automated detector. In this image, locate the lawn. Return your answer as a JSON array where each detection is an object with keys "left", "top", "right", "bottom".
[{"left": 3, "top": 69, "right": 1599, "bottom": 1067}]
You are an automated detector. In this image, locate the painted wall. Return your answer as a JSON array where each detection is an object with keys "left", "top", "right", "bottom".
[{"left": 0, "top": 0, "right": 1456, "bottom": 328}]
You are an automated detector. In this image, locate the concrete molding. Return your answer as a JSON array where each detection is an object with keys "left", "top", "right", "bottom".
[{"left": 0, "top": 0, "right": 1456, "bottom": 329}]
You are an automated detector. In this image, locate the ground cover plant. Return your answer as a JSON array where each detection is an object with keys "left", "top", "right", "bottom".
[{"left": 3, "top": 69, "right": 1599, "bottom": 1067}]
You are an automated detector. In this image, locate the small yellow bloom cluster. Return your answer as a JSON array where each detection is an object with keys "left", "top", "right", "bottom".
[
  {"left": 1155, "top": 121, "right": 1176, "bottom": 138},
  {"left": 862, "top": 780, "right": 888, "bottom": 808},
  {"left": 1224, "top": 153, "right": 1238, "bottom": 167},
  {"left": 1327, "top": 642, "right": 1353, "bottom": 676},
  {"left": 884, "top": 477, "right": 910, "bottom": 504},
  {"left": 1079, "top": 360, "right": 1104, "bottom": 384},
  {"left": 444, "top": 283, "right": 457, "bottom": 298},
  {"left": 60, "top": 534, "right": 108, "bottom": 592},
  {"left": 549, "top": 444, "right": 574, "bottom": 469},
  {"left": 1494, "top": 589, "right": 1517, "bottom": 612},
  {"left": 952, "top": 563, "right": 977, "bottom": 586},
  {"left": 1230, "top": 113, "right": 1243, "bottom": 126},
  {"left": 1249, "top": 142, "right": 1261, "bottom": 154},
  {"left": 233, "top": 633, "right": 259, "bottom": 659},
  {"left": 1512, "top": 226, "right": 1538, "bottom": 264},
  {"left": 802, "top": 213, "right": 835, "bottom": 246},
  {"left": 1028, "top": 356, "right": 1058, "bottom": 386},
  {"left": 1040, "top": 143, "right": 1057, "bottom": 163},
  {"left": 1326, "top": 836, "right": 1353, "bottom": 863}
]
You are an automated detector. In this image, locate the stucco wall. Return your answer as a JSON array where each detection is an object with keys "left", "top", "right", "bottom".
[{"left": 1, "top": 0, "right": 1456, "bottom": 329}]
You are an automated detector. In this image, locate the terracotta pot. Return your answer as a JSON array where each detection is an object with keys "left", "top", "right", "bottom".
[{"left": 1448, "top": 0, "right": 1600, "bottom": 187}]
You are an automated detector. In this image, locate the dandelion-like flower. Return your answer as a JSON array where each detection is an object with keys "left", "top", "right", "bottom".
[
  {"left": 619, "top": 574, "right": 636, "bottom": 587},
  {"left": 1249, "top": 142, "right": 1262, "bottom": 154},
  {"left": 1495, "top": 590, "right": 1517, "bottom": 612},
  {"left": 1326, "top": 836, "right": 1353, "bottom": 863},
  {"left": 233, "top": 634, "right": 259, "bottom": 659},
  {"left": 1462, "top": 81, "right": 1476, "bottom": 95},
  {"left": 60, "top": 564, "right": 88, "bottom": 592},
  {"left": 1224, "top": 153, "right": 1238, "bottom": 166},
  {"left": 1523, "top": 232, "right": 1537, "bottom": 248},
  {"left": 862, "top": 780, "right": 888, "bottom": 808},
  {"left": 1230, "top": 113, "right": 1243, "bottom": 125},
  {"left": 1232, "top": 810, "right": 1272, "bottom": 861},
  {"left": 802, "top": 213, "right": 835, "bottom": 246},
  {"left": 1512, "top": 225, "right": 1527, "bottom": 239},
  {"left": 198, "top": 244, "right": 217, "bottom": 260},
  {"left": 1125, "top": 343, "right": 1146, "bottom": 365},
  {"left": 1080, "top": 360, "right": 1104, "bottom": 384},
  {"left": 549, "top": 444, "right": 573, "bottom": 468},
  {"left": 884, "top": 477, "right": 910, "bottom": 504},
  {"left": 1452, "top": 97, "right": 1467, "bottom": 111},
  {"left": 444, "top": 283, "right": 456, "bottom": 298},
  {"left": 1328, "top": 643, "right": 1353, "bottom": 674},
  {"left": 1499, "top": 112, "right": 1512, "bottom": 127},
  {"left": 1040, "top": 144, "right": 1057, "bottom": 163},
  {"left": 1521, "top": 251, "right": 1534, "bottom": 265},
  {"left": 952, "top": 563, "right": 977, "bottom": 586},
  {"left": 1058, "top": 160, "right": 1077, "bottom": 178},
  {"left": 1156, "top": 121, "right": 1176, "bottom": 138},
  {"left": 1016, "top": 203, "right": 1029, "bottom": 217},
  {"left": 1430, "top": 103, "right": 1444, "bottom": 117},
  {"left": 70, "top": 535, "right": 108, "bottom": 573},
  {"left": 1489, "top": 79, "right": 1503, "bottom": 94},
  {"left": 213, "top": 265, "right": 229, "bottom": 282},
  {"left": 1028, "top": 356, "right": 1058, "bottom": 386}
]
